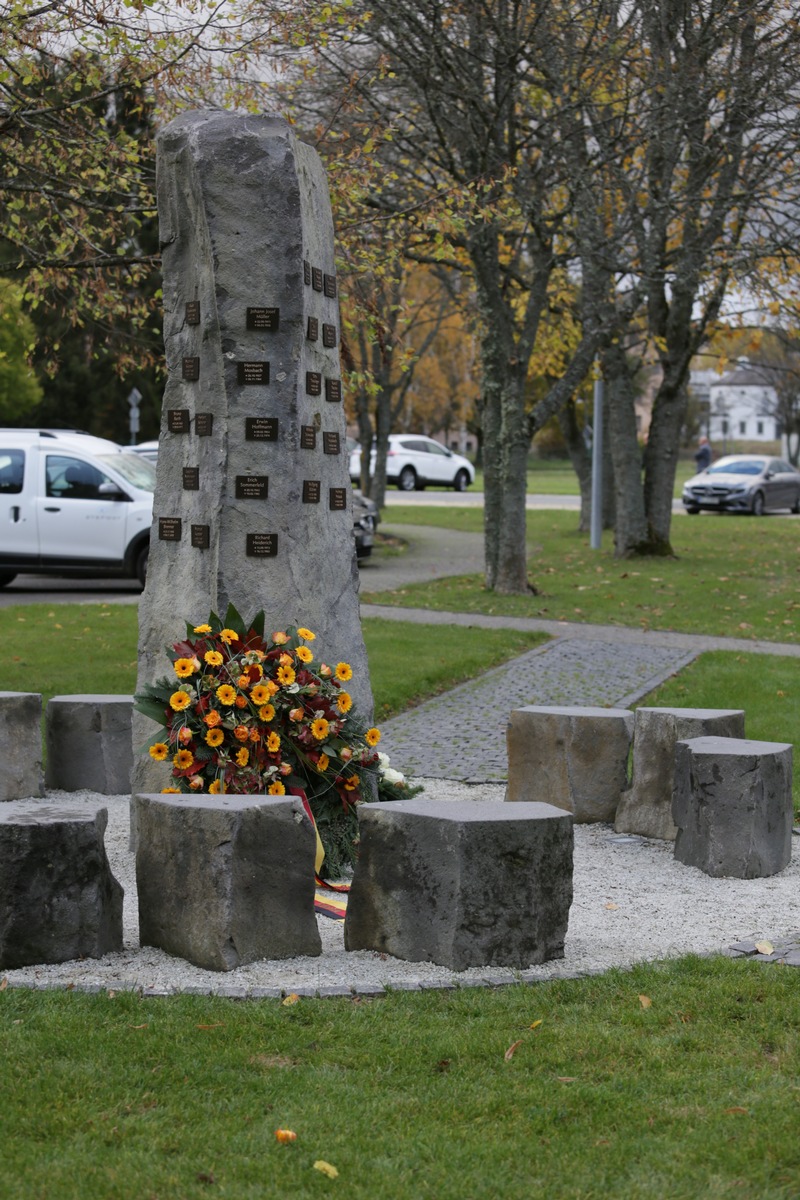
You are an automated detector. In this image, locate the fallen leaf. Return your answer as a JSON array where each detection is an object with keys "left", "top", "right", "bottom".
[
  {"left": 725, "top": 1107, "right": 749, "bottom": 1115},
  {"left": 755, "top": 941, "right": 774, "bottom": 955},
  {"left": 638, "top": 995, "right": 652, "bottom": 1009},
  {"left": 275, "top": 1129, "right": 297, "bottom": 1143},
  {"left": 107, "top": 990, "right": 116, "bottom": 999},
  {"left": 282, "top": 993, "right": 300, "bottom": 1006},
  {"left": 197, "top": 1023, "right": 225, "bottom": 1030},
  {"left": 434, "top": 1059, "right": 451, "bottom": 1073},
  {"left": 530, "top": 1019, "right": 543, "bottom": 1030},
  {"left": 313, "top": 1160, "right": 339, "bottom": 1179},
  {"left": 504, "top": 1040, "right": 523, "bottom": 1061},
  {"left": 556, "top": 1076, "right": 577, "bottom": 1083},
  {"left": 0, "top": 977, "right": 7, "bottom": 992},
  {"left": 129, "top": 1024, "right": 149, "bottom": 1030},
  {"left": 196, "top": 1171, "right": 216, "bottom": 1184},
  {"left": 604, "top": 902, "right": 619, "bottom": 911}
]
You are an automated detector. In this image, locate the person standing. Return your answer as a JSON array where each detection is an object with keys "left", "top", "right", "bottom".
[{"left": 694, "top": 436, "right": 712, "bottom": 471}]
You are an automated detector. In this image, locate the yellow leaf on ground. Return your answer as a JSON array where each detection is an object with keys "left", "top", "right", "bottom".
[
  {"left": 313, "top": 1160, "right": 339, "bottom": 1178},
  {"left": 282, "top": 993, "right": 300, "bottom": 1006},
  {"left": 725, "top": 1107, "right": 749, "bottom": 1115},
  {"left": 530, "top": 1019, "right": 544, "bottom": 1030},
  {"left": 275, "top": 1129, "right": 297, "bottom": 1143},
  {"left": 638, "top": 995, "right": 652, "bottom": 1009},
  {"left": 605, "top": 902, "right": 619, "bottom": 910},
  {"left": 755, "top": 941, "right": 774, "bottom": 955},
  {"left": 504, "top": 1040, "right": 523, "bottom": 1061}
]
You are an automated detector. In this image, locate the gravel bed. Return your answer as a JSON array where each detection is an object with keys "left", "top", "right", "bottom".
[{"left": 4, "top": 782, "right": 799, "bottom": 996}]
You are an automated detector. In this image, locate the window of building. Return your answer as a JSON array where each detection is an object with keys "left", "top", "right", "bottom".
[
  {"left": 757, "top": 421, "right": 763, "bottom": 435},
  {"left": 739, "top": 421, "right": 747, "bottom": 435}
]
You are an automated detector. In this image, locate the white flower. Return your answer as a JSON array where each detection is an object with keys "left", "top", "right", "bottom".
[
  {"left": 382, "top": 767, "right": 405, "bottom": 786},
  {"left": 377, "top": 752, "right": 391, "bottom": 770}
]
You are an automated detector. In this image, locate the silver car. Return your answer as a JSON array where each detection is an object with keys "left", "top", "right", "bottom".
[{"left": 682, "top": 455, "right": 800, "bottom": 515}]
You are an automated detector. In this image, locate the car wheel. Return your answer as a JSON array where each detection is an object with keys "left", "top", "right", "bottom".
[
  {"left": 453, "top": 469, "right": 470, "bottom": 492},
  {"left": 0, "top": 571, "right": 17, "bottom": 587},
  {"left": 398, "top": 466, "right": 417, "bottom": 491},
  {"left": 135, "top": 544, "right": 149, "bottom": 586},
  {"left": 792, "top": 491, "right": 800, "bottom": 514},
  {"left": 751, "top": 491, "right": 765, "bottom": 516},
  {"left": 685, "top": 507, "right": 700, "bottom": 515}
]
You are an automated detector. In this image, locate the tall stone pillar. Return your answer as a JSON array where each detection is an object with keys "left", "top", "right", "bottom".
[{"left": 132, "top": 111, "right": 372, "bottom": 793}]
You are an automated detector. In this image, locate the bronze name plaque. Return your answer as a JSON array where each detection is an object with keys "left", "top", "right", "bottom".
[
  {"left": 237, "top": 361, "right": 269, "bottom": 386},
  {"left": 329, "top": 487, "right": 348, "bottom": 511},
  {"left": 195, "top": 412, "right": 214, "bottom": 436},
  {"left": 325, "top": 378, "right": 342, "bottom": 403},
  {"left": 311, "top": 266, "right": 323, "bottom": 292},
  {"left": 306, "top": 317, "right": 319, "bottom": 342},
  {"left": 323, "top": 273, "right": 337, "bottom": 299},
  {"left": 182, "top": 357, "right": 200, "bottom": 381},
  {"left": 246, "top": 306, "right": 279, "bottom": 331},
  {"left": 182, "top": 467, "right": 200, "bottom": 491},
  {"left": 306, "top": 371, "right": 322, "bottom": 397},
  {"left": 303, "top": 260, "right": 311, "bottom": 285},
  {"left": 167, "top": 409, "right": 190, "bottom": 434},
  {"left": 323, "top": 431, "right": 340, "bottom": 455},
  {"left": 245, "top": 417, "right": 278, "bottom": 441},
  {"left": 158, "top": 517, "right": 182, "bottom": 541},
  {"left": 300, "top": 424, "right": 317, "bottom": 450},
  {"left": 235, "top": 474, "right": 269, "bottom": 500},
  {"left": 191, "top": 524, "right": 210, "bottom": 549},
  {"left": 322, "top": 323, "right": 336, "bottom": 348},
  {"left": 185, "top": 301, "right": 200, "bottom": 325},
  {"left": 246, "top": 533, "right": 278, "bottom": 558},
  {"left": 302, "top": 480, "right": 321, "bottom": 504}
]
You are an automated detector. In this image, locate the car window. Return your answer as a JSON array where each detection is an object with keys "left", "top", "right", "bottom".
[
  {"left": 0, "top": 450, "right": 24, "bottom": 493},
  {"left": 46, "top": 454, "right": 114, "bottom": 500},
  {"left": 97, "top": 452, "right": 155, "bottom": 492},
  {"left": 425, "top": 441, "right": 450, "bottom": 456},
  {"left": 707, "top": 459, "right": 766, "bottom": 476},
  {"left": 403, "top": 439, "right": 429, "bottom": 452}
]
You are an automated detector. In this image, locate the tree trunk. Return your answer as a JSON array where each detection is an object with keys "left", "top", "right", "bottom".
[
  {"left": 643, "top": 370, "right": 688, "bottom": 553},
  {"left": 481, "top": 367, "right": 531, "bottom": 592},
  {"left": 603, "top": 344, "right": 650, "bottom": 557},
  {"left": 558, "top": 398, "right": 592, "bottom": 532}
]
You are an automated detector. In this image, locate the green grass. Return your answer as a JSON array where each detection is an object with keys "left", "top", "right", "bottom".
[
  {"left": 423, "top": 459, "right": 698, "bottom": 497},
  {"left": 367, "top": 508, "right": 800, "bottom": 642},
  {"left": 3, "top": 957, "right": 800, "bottom": 1199},
  {"left": 0, "top": 604, "right": 547, "bottom": 720}
]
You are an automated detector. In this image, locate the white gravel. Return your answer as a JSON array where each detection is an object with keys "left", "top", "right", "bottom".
[{"left": 4, "top": 781, "right": 799, "bottom": 995}]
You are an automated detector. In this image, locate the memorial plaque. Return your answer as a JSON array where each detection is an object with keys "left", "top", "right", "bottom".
[
  {"left": 182, "top": 356, "right": 200, "bottom": 381},
  {"left": 311, "top": 266, "right": 323, "bottom": 292},
  {"left": 182, "top": 467, "right": 200, "bottom": 491},
  {"left": 237, "top": 361, "right": 270, "bottom": 385},
  {"left": 235, "top": 474, "right": 269, "bottom": 500},
  {"left": 300, "top": 424, "right": 317, "bottom": 450},
  {"left": 306, "top": 317, "right": 319, "bottom": 342},
  {"left": 191, "top": 524, "right": 210, "bottom": 549},
  {"left": 246, "top": 533, "right": 278, "bottom": 558},
  {"left": 302, "top": 480, "right": 321, "bottom": 504},
  {"left": 323, "top": 431, "right": 340, "bottom": 455},
  {"left": 322, "top": 323, "right": 336, "bottom": 348},
  {"left": 195, "top": 412, "right": 214, "bottom": 436},
  {"left": 329, "top": 487, "right": 348, "bottom": 511},
  {"left": 246, "top": 306, "right": 279, "bottom": 331},
  {"left": 167, "top": 409, "right": 190, "bottom": 434},
  {"left": 185, "top": 301, "right": 200, "bottom": 325},
  {"left": 158, "top": 517, "right": 182, "bottom": 542},
  {"left": 325, "top": 378, "right": 342, "bottom": 404},
  {"left": 245, "top": 417, "right": 278, "bottom": 441},
  {"left": 306, "top": 371, "right": 322, "bottom": 397},
  {"left": 323, "top": 273, "right": 337, "bottom": 299},
  {"left": 303, "top": 260, "right": 311, "bottom": 285}
]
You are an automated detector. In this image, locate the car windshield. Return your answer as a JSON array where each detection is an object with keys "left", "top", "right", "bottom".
[
  {"left": 707, "top": 459, "right": 766, "bottom": 477},
  {"left": 98, "top": 452, "right": 157, "bottom": 492}
]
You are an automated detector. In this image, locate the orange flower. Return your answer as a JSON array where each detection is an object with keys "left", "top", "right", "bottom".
[
  {"left": 266, "top": 679, "right": 279, "bottom": 696},
  {"left": 204, "top": 710, "right": 222, "bottom": 727},
  {"left": 344, "top": 774, "right": 359, "bottom": 791},
  {"left": 279, "top": 762, "right": 292, "bottom": 776},
  {"left": 319, "top": 664, "right": 332, "bottom": 678},
  {"left": 268, "top": 780, "right": 286, "bottom": 795},
  {"left": 161, "top": 787, "right": 181, "bottom": 793},
  {"left": 275, "top": 1129, "right": 296, "bottom": 1143},
  {"left": 289, "top": 707, "right": 304, "bottom": 722},
  {"left": 271, "top": 631, "right": 289, "bottom": 645},
  {"left": 232, "top": 724, "right": 248, "bottom": 741},
  {"left": 237, "top": 675, "right": 250, "bottom": 689},
  {"left": 279, "top": 652, "right": 293, "bottom": 666},
  {"left": 188, "top": 776, "right": 204, "bottom": 791},
  {"left": 248, "top": 727, "right": 261, "bottom": 743},
  {"left": 178, "top": 725, "right": 193, "bottom": 744},
  {"left": 258, "top": 703, "right": 276, "bottom": 722},
  {"left": 234, "top": 694, "right": 248, "bottom": 709},
  {"left": 267, "top": 731, "right": 281, "bottom": 753}
]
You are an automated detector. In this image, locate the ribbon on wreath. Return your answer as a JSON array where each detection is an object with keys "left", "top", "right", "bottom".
[{"left": 290, "top": 787, "right": 350, "bottom": 918}]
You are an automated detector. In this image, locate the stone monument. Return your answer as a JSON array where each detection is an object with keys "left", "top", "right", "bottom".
[{"left": 133, "top": 111, "right": 372, "bottom": 792}]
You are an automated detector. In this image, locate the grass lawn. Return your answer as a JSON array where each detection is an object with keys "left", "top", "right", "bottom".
[
  {"left": 366, "top": 507, "right": 800, "bottom": 642},
  {"left": 466, "top": 459, "right": 699, "bottom": 498},
  {"left": 3, "top": 957, "right": 800, "bottom": 1199}
]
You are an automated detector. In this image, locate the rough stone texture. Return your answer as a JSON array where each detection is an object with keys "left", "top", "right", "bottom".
[
  {"left": 673, "top": 736, "right": 793, "bottom": 878},
  {"left": 615, "top": 707, "right": 745, "bottom": 840},
  {"left": 133, "top": 110, "right": 371, "bottom": 794},
  {"left": 0, "top": 691, "right": 43, "bottom": 801},
  {"left": 505, "top": 705, "right": 634, "bottom": 822},
  {"left": 134, "top": 792, "right": 321, "bottom": 970},
  {"left": 0, "top": 803, "right": 123, "bottom": 969},
  {"left": 344, "top": 799, "right": 573, "bottom": 971},
  {"left": 45, "top": 695, "right": 134, "bottom": 794}
]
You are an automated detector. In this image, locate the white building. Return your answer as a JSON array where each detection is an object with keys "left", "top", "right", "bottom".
[{"left": 707, "top": 364, "right": 781, "bottom": 447}]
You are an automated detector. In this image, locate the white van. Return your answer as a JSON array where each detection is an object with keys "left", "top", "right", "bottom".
[{"left": 0, "top": 430, "right": 155, "bottom": 587}]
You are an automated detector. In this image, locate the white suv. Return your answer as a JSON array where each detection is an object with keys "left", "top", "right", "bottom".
[{"left": 350, "top": 434, "right": 475, "bottom": 492}]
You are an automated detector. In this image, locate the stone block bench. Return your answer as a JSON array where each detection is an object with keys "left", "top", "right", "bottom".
[
  {"left": 344, "top": 799, "right": 573, "bottom": 972},
  {"left": 615, "top": 707, "right": 745, "bottom": 840},
  {"left": 133, "top": 793, "right": 322, "bottom": 971},
  {"left": 45, "top": 695, "right": 134, "bottom": 794},
  {"left": 0, "top": 691, "right": 44, "bottom": 801},
  {"left": 673, "top": 736, "right": 793, "bottom": 878},
  {"left": 506, "top": 705, "right": 634, "bottom": 822},
  {"left": 0, "top": 802, "right": 123, "bottom": 969}
]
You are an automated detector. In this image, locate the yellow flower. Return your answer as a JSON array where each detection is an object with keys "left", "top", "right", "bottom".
[
  {"left": 365, "top": 727, "right": 381, "bottom": 747},
  {"left": 311, "top": 717, "right": 329, "bottom": 742},
  {"left": 317, "top": 752, "right": 329, "bottom": 772},
  {"left": 296, "top": 645, "right": 313, "bottom": 664},
  {"left": 169, "top": 690, "right": 191, "bottom": 711},
  {"left": 258, "top": 702, "right": 276, "bottom": 722},
  {"left": 204, "top": 650, "right": 224, "bottom": 667},
  {"left": 267, "top": 731, "right": 281, "bottom": 753},
  {"left": 205, "top": 728, "right": 224, "bottom": 748},
  {"left": 297, "top": 627, "right": 315, "bottom": 641},
  {"left": 219, "top": 628, "right": 239, "bottom": 645},
  {"left": 344, "top": 774, "right": 359, "bottom": 791},
  {"left": 209, "top": 779, "right": 226, "bottom": 794},
  {"left": 335, "top": 662, "right": 353, "bottom": 682},
  {"left": 161, "top": 787, "right": 181, "bottom": 793},
  {"left": 266, "top": 679, "right": 279, "bottom": 696},
  {"left": 149, "top": 742, "right": 169, "bottom": 761},
  {"left": 251, "top": 685, "right": 271, "bottom": 705},
  {"left": 193, "top": 623, "right": 212, "bottom": 634},
  {"left": 173, "top": 749, "right": 194, "bottom": 770},
  {"left": 235, "top": 747, "right": 249, "bottom": 767},
  {"left": 174, "top": 657, "right": 198, "bottom": 678},
  {"left": 216, "top": 684, "right": 236, "bottom": 706},
  {"left": 277, "top": 665, "right": 296, "bottom": 686},
  {"left": 336, "top": 691, "right": 352, "bottom": 714},
  {"left": 268, "top": 780, "right": 286, "bottom": 795}
]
